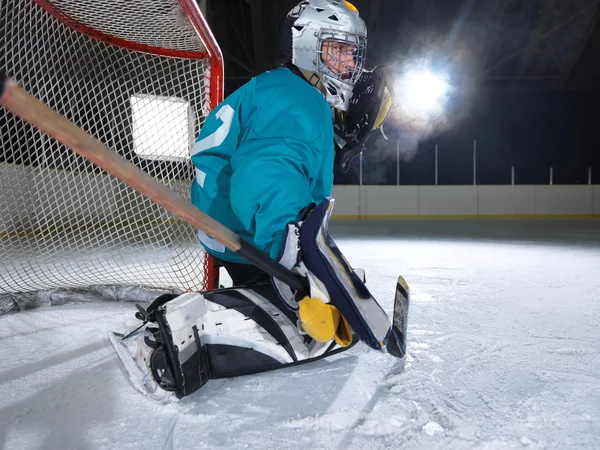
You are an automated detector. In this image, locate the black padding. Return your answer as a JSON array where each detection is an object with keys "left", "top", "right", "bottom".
[
  {"left": 280, "top": 13, "right": 297, "bottom": 58},
  {"left": 155, "top": 309, "right": 185, "bottom": 396},
  {"left": 154, "top": 310, "right": 211, "bottom": 398},
  {"left": 150, "top": 346, "right": 177, "bottom": 391},
  {"left": 237, "top": 239, "right": 307, "bottom": 293},
  {"left": 207, "top": 336, "right": 359, "bottom": 380},
  {"left": 208, "top": 344, "right": 283, "bottom": 379},
  {"left": 179, "top": 326, "right": 211, "bottom": 396},
  {"left": 146, "top": 293, "right": 178, "bottom": 315},
  {"left": 253, "top": 283, "right": 300, "bottom": 323}
]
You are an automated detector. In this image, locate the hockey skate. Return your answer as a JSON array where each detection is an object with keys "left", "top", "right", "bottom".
[{"left": 109, "top": 328, "right": 177, "bottom": 402}]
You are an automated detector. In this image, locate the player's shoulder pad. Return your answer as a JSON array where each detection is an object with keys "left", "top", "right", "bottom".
[{"left": 251, "top": 68, "right": 330, "bottom": 142}]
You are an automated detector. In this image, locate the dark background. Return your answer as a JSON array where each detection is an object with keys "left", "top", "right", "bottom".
[{"left": 204, "top": 0, "right": 600, "bottom": 185}]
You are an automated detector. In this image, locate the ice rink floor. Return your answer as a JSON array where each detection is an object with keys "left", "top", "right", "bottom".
[{"left": 1, "top": 218, "right": 599, "bottom": 449}]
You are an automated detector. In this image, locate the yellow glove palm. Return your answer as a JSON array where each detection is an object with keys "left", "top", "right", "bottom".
[{"left": 298, "top": 297, "right": 352, "bottom": 347}]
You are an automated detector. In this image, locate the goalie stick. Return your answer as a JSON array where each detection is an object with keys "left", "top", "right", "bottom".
[{"left": 0, "top": 70, "right": 408, "bottom": 360}]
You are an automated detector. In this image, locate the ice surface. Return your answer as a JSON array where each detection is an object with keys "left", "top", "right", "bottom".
[{"left": 1, "top": 218, "right": 599, "bottom": 449}]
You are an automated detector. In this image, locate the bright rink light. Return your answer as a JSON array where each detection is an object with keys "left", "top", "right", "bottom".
[{"left": 395, "top": 70, "right": 450, "bottom": 123}]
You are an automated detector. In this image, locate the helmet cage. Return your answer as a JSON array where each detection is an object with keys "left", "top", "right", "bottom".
[
  {"left": 281, "top": 0, "right": 368, "bottom": 110},
  {"left": 316, "top": 29, "right": 367, "bottom": 86}
]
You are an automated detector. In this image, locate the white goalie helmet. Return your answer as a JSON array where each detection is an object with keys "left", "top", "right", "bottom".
[{"left": 281, "top": 0, "right": 367, "bottom": 111}]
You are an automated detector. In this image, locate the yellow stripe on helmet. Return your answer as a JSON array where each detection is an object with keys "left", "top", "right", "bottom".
[{"left": 344, "top": 1, "right": 359, "bottom": 13}]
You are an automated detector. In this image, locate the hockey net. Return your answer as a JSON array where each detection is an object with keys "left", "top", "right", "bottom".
[{"left": 0, "top": 0, "right": 222, "bottom": 312}]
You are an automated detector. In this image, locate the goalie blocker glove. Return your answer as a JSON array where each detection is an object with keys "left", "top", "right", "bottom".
[{"left": 272, "top": 198, "right": 392, "bottom": 350}]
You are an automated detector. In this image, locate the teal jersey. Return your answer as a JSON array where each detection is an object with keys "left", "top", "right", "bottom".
[{"left": 190, "top": 68, "right": 334, "bottom": 264}]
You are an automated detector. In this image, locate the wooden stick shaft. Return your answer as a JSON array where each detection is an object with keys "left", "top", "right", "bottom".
[{"left": 0, "top": 76, "right": 306, "bottom": 292}]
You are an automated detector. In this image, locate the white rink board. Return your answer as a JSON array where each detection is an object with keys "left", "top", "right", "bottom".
[
  {"left": 364, "top": 186, "right": 419, "bottom": 216},
  {"left": 534, "top": 185, "right": 593, "bottom": 215},
  {"left": 331, "top": 185, "right": 360, "bottom": 216},
  {"left": 331, "top": 185, "right": 600, "bottom": 217},
  {"left": 418, "top": 186, "right": 478, "bottom": 216},
  {"left": 478, "top": 185, "right": 536, "bottom": 215}
]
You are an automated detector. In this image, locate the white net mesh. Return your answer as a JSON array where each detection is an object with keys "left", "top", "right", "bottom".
[{"left": 0, "top": 0, "right": 217, "bottom": 300}]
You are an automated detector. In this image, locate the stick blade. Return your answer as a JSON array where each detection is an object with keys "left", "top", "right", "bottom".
[{"left": 386, "top": 276, "right": 410, "bottom": 359}]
